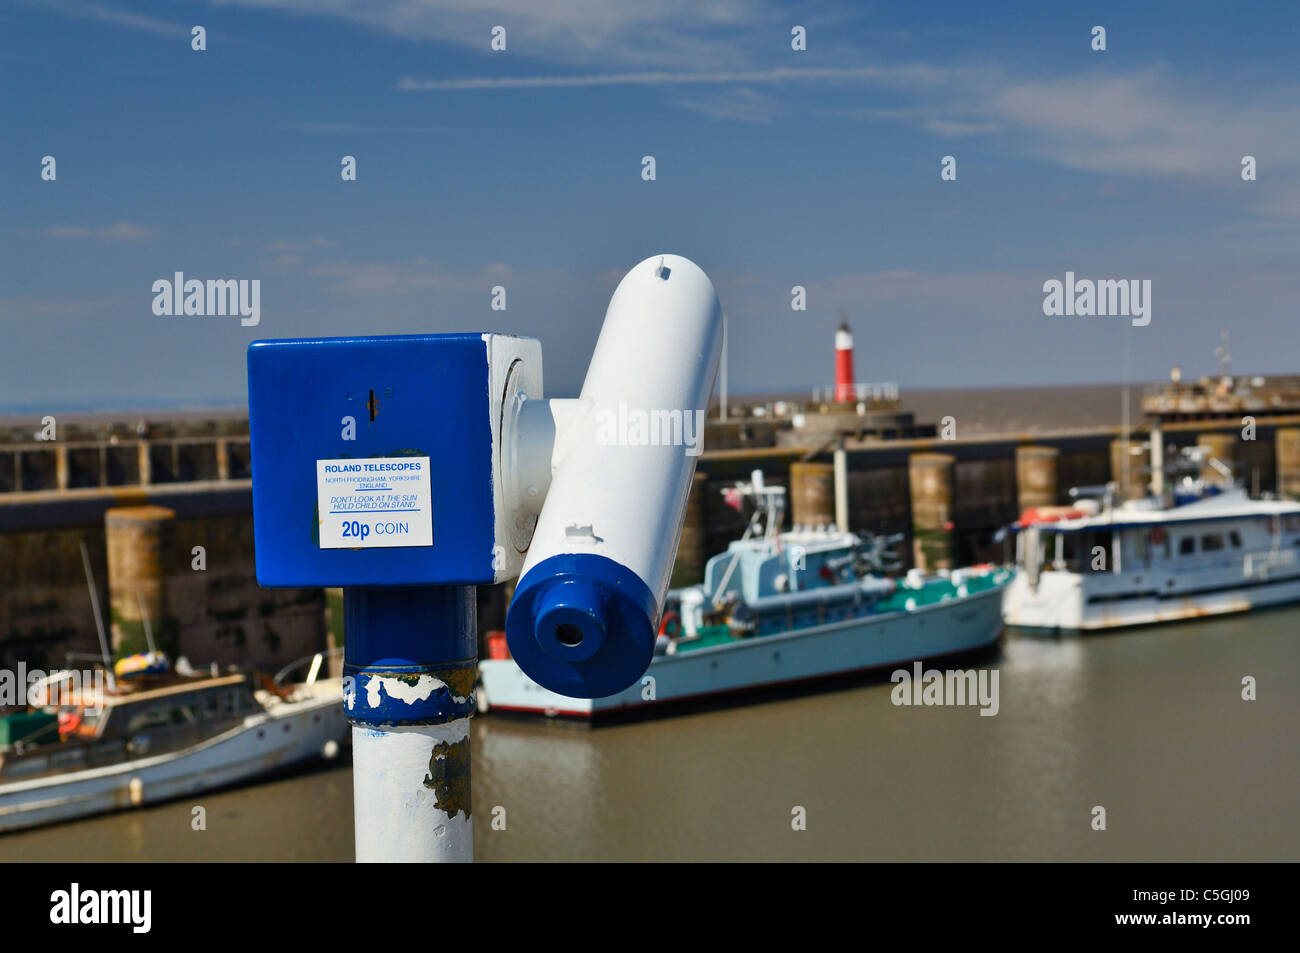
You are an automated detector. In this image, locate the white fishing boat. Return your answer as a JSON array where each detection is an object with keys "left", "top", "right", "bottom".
[
  {"left": 0, "top": 653, "right": 348, "bottom": 833},
  {"left": 1004, "top": 453, "right": 1300, "bottom": 633},
  {"left": 480, "top": 470, "right": 1011, "bottom": 720}
]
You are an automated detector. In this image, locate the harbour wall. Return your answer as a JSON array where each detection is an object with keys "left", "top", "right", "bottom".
[
  {"left": 0, "top": 481, "right": 323, "bottom": 673},
  {"left": 3, "top": 415, "right": 1298, "bottom": 665},
  {"left": 674, "top": 416, "right": 1300, "bottom": 582}
]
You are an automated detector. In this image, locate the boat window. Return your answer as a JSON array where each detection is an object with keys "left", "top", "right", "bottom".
[
  {"left": 171, "top": 704, "right": 197, "bottom": 725},
  {"left": 1178, "top": 537, "right": 1196, "bottom": 556},
  {"left": 1148, "top": 527, "right": 1171, "bottom": 559},
  {"left": 1228, "top": 530, "right": 1243, "bottom": 548},
  {"left": 1201, "top": 533, "right": 1225, "bottom": 553},
  {"left": 1057, "top": 532, "right": 1099, "bottom": 573},
  {"left": 1129, "top": 531, "right": 1151, "bottom": 567},
  {"left": 202, "top": 693, "right": 220, "bottom": 719},
  {"left": 127, "top": 706, "right": 171, "bottom": 735}
]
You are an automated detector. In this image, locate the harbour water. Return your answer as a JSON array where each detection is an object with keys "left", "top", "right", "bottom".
[{"left": 4, "top": 606, "right": 1296, "bottom": 862}]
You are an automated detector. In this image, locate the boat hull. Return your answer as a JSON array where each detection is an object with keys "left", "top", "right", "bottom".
[
  {"left": 0, "top": 681, "right": 348, "bottom": 833},
  {"left": 480, "top": 580, "right": 1007, "bottom": 719},
  {"left": 1004, "top": 568, "right": 1300, "bottom": 634}
]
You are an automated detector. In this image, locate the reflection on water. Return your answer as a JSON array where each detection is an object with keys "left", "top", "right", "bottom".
[{"left": 4, "top": 609, "right": 1297, "bottom": 862}]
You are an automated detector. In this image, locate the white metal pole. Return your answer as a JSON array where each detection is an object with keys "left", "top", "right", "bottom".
[
  {"left": 344, "top": 585, "right": 477, "bottom": 864},
  {"left": 352, "top": 720, "right": 473, "bottom": 863}
]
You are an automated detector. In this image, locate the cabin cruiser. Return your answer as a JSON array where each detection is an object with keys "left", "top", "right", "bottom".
[
  {"left": 0, "top": 652, "right": 347, "bottom": 832},
  {"left": 1004, "top": 464, "right": 1300, "bottom": 633}
]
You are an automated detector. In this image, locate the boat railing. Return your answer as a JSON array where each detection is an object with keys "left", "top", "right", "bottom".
[
  {"left": 1244, "top": 549, "right": 1298, "bottom": 579},
  {"left": 710, "top": 550, "right": 746, "bottom": 609},
  {"left": 272, "top": 646, "right": 343, "bottom": 688}
]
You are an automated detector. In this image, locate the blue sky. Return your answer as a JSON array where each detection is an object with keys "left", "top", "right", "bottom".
[{"left": 2, "top": 0, "right": 1298, "bottom": 411}]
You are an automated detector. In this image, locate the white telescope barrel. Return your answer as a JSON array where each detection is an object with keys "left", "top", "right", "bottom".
[{"left": 505, "top": 254, "right": 723, "bottom": 698}]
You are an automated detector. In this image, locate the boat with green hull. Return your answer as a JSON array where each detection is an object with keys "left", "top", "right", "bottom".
[{"left": 480, "top": 470, "right": 1011, "bottom": 719}]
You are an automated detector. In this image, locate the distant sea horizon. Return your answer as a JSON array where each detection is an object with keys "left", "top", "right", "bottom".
[
  {"left": 0, "top": 380, "right": 1156, "bottom": 435},
  {"left": 1, "top": 370, "right": 1288, "bottom": 436}
]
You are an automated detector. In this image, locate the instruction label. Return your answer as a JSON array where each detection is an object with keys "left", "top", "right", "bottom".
[{"left": 316, "top": 456, "right": 433, "bottom": 549}]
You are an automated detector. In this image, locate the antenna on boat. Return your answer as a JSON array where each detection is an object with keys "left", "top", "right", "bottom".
[
  {"left": 79, "top": 539, "right": 116, "bottom": 691},
  {"left": 1117, "top": 317, "right": 1132, "bottom": 510},
  {"left": 1215, "top": 329, "right": 1231, "bottom": 380}
]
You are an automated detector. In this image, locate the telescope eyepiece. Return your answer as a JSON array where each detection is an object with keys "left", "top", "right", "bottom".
[{"left": 533, "top": 578, "right": 607, "bottom": 663}]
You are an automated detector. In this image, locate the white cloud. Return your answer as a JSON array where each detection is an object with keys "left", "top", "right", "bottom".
[
  {"left": 267, "top": 237, "right": 336, "bottom": 252},
  {"left": 922, "top": 118, "right": 1001, "bottom": 137},
  {"left": 393, "top": 56, "right": 1300, "bottom": 191},
  {"left": 33, "top": 0, "right": 1300, "bottom": 211},
  {"left": 210, "top": 0, "right": 772, "bottom": 70},
  {"left": 21, "top": 0, "right": 185, "bottom": 36},
  {"left": 45, "top": 223, "right": 158, "bottom": 241},
  {"left": 923, "top": 66, "right": 1300, "bottom": 179},
  {"left": 280, "top": 121, "right": 370, "bottom": 134},
  {"left": 307, "top": 257, "right": 514, "bottom": 295},
  {"left": 673, "top": 87, "right": 787, "bottom": 124},
  {"left": 396, "top": 64, "right": 952, "bottom": 92}
]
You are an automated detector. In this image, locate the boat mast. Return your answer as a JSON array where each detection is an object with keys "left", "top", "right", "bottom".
[
  {"left": 79, "top": 539, "right": 117, "bottom": 691},
  {"left": 136, "top": 592, "right": 158, "bottom": 656}
]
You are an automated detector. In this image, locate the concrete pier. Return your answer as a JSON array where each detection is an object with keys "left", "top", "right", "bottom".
[
  {"left": 1110, "top": 438, "right": 1150, "bottom": 501},
  {"left": 670, "top": 471, "right": 710, "bottom": 588},
  {"left": 1015, "top": 445, "right": 1059, "bottom": 510},
  {"left": 1278, "top": 428, "right": 1300, "bottom": 501},
  {"left": 105, "top": 505, "right": 176, "bottom": 657},
  {"left": 789, "top": 461, "right": 835, "bottom": 528},
  {"left": 908, "top": 453, "right": 954, "bottom": 570}
]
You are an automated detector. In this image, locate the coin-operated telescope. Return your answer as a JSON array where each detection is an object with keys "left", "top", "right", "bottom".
[{"left": 247, "top": 254, "right": 722, "bottom": 862}]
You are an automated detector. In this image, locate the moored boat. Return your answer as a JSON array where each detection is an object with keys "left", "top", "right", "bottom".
[
  {"left": 0, "top": 652, "right": 348, "bottom": 833},
  {"left": 1004, "top": 450, "right": 1300, "bottom": 633},
  {"left": 480, "top": 470, "right": 1011, "bottom": 719}
]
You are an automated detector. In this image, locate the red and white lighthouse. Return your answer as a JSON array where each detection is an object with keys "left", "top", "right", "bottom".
[{"left": 834, "top": 318, "right": 856, "bottom": 403}]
